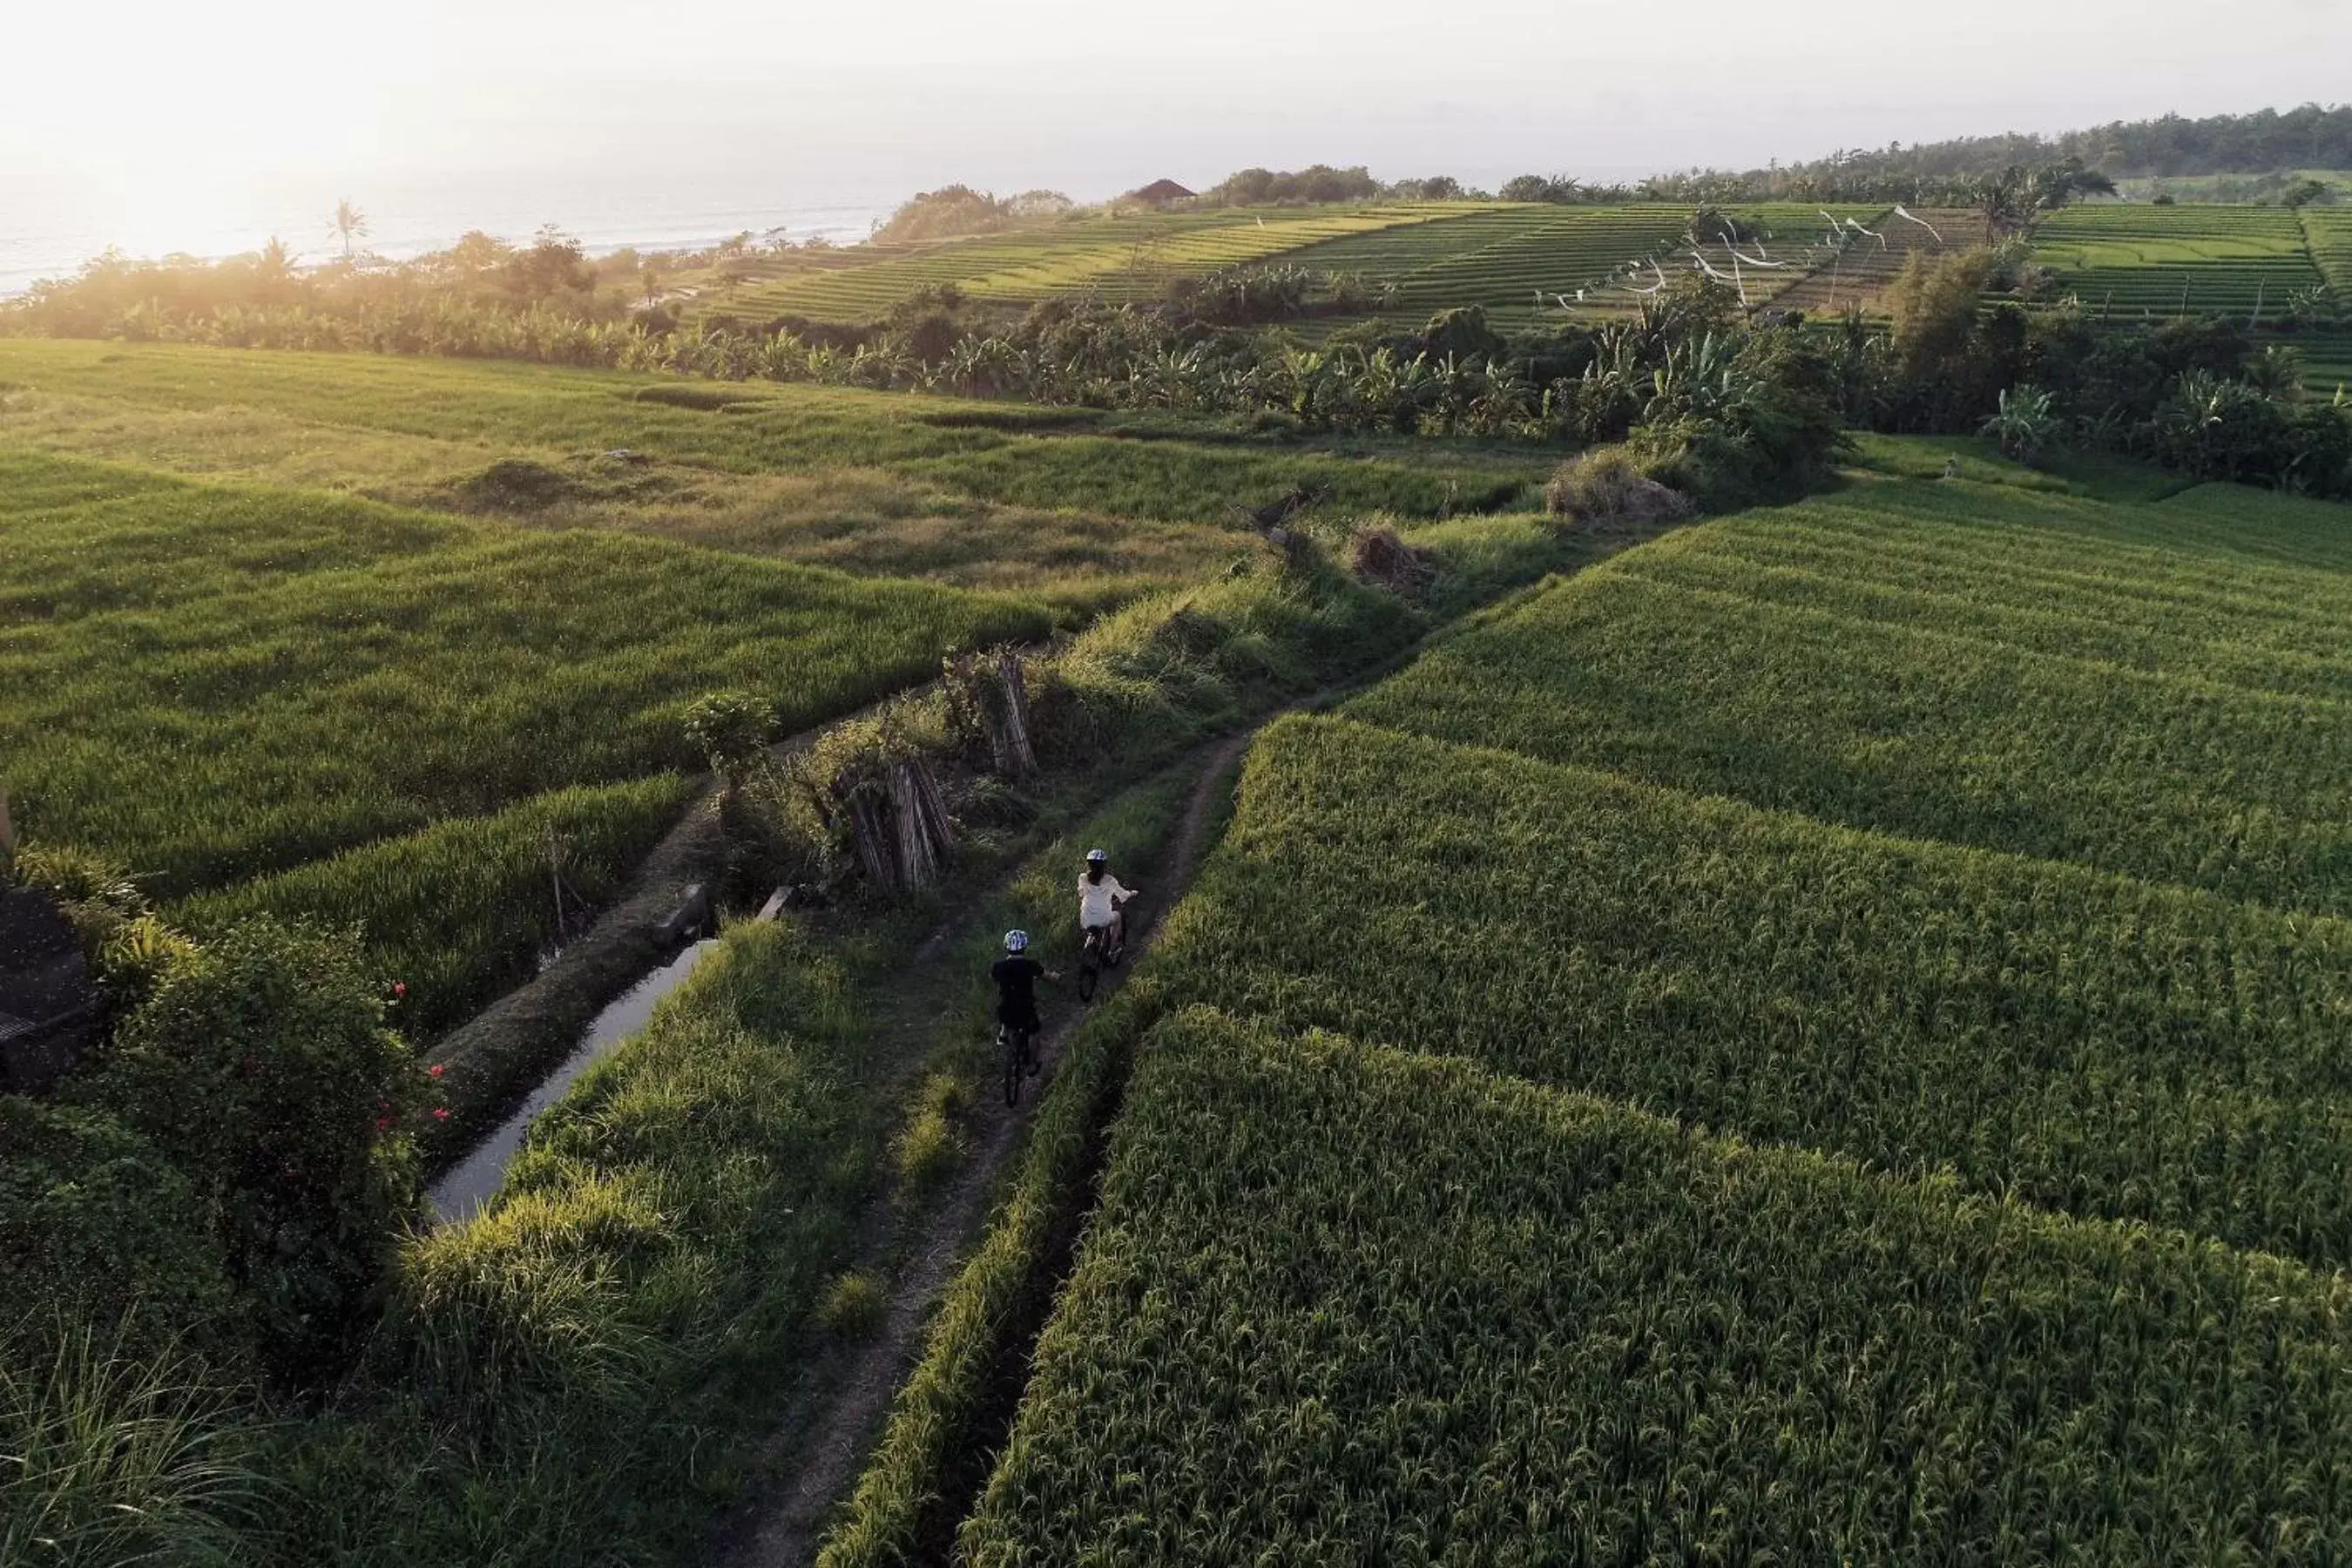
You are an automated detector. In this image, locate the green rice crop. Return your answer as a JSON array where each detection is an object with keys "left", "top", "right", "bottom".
[
  {"left": 1153, "top": 713, "right": 2352, "bottom": 1266},
  {"left": 866, "top": 464, "right": 2352, "bottom": 1558},
  {"left": 177, "top": 778, "right": 696, "bottom": 1038},
  {"left": 1348, "top": 481, "right": 2352, "bottom": 912},
  {"left": 1280, "top": 202, "right": 1885, "bottom": 328},
  {"left": 0, "top": 339, "right": 1538, "bottom": 526},
  {"left": 2298, "top": 206, "right": 2352, "bottom": 294},
  {"left": 0, "top": 448, "right": 1044, "bottom": 1024},
  {"left": 2031, "top": 203, "right": 2327, "bottom": 322},
  {"left": 700, "top": 202, "right": 1888, "bottom": 333},
  {"left": 961, "top": 1009, "right": 2352, "bottom": 1565},
  {"left": 699, "top": 206, "right": 1461, "bottom": 323}
]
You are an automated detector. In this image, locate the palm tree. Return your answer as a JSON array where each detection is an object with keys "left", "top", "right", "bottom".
[{"left": 329, "top": 199, "right": 368, "bottom": 259}]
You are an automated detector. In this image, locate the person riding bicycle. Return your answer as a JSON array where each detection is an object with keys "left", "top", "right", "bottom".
[
  {"left": 1078, "top": 848, "right": 1139, "bottom": 954},
  {"left": 991, "top": 930, "right": 1053, "bottom": 1075}
]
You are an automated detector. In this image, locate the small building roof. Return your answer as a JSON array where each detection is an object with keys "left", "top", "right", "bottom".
[{"left": 1127, "top": 179, "right": 1197, "bottom": 204}]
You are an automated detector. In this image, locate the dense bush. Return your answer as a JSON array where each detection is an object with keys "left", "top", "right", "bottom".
[
  {"left": 1852, "top": 247, "right": 2352, "bottom": 497},
  {"left": 1198, "top": 165, "right": 1380, "bottom": 207},
  {"left": 84, "top": 920, "right": 422, "bottom": 1382},
  {"left": 872, "top": 186, "right": 1074, "bottom": 244},
  {"left": 0, "top": 1098, "right": 241, "bottom": 1362}
]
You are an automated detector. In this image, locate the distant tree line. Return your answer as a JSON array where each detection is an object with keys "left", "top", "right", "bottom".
[
  {"left": 871, "top": 186, "right": 1077, "bottom": 243},
  {"left": 0, "top": 225, "right": 722, "bottom": 341},
  {"left": 1678, "top": 103, "right": 2352, "bottom": 198}
]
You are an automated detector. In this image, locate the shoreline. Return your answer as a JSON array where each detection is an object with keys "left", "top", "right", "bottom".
[{"left": 0, "top": 203, "right": 888, "bottom": 299}]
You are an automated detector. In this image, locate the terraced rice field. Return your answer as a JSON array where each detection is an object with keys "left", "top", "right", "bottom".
[
  {"left": 2032, "top": 202, "right": 2327, "bottom": 323},
  {"left": 694, "top": 202, "right": 1907, "bottom": 332},
  {"left": 1764, "top": 206, "right": 1988, "bottom": 316},
  {"left": 1285, "top": 205, "right": 1695, "bottom": 325},
  {"left": 1277, "top": 202, "right": 1896, "bottom": 327},
  {"left": 2299, "top": 205, "right": 2352, "bottom": 294},
  {"left": 2298, "top": 208, "right": 2352, "bottom": 392},
  {"left": 693, "top": 206, "right": 1463, "bottom": 323},
  {"left": 880, "top": 462, "right": 2352, "bottom": 1563},
  {"left": 0, "top": 444, "right": 1045, "bottom": 1024}
]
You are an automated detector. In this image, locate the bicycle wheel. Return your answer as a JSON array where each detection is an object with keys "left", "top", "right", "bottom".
[
  {"left": 1077, "top": 958, "right": 1098, "bottom": 1002},
  {"left": 1001, "top": 1026, "right": 1021, "bottom": 1106}
]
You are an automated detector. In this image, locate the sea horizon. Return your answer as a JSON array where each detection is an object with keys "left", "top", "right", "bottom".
[{"left": 0, "top": 181, "right": 895, "bottom": 298}]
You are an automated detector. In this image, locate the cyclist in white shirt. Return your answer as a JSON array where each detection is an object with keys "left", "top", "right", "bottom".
[{"left": 1078, "top": 848, "right": 1138, "bottom": 952}]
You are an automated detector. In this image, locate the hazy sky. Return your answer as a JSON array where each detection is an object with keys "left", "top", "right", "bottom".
[{"left": 4, "top": 0, "right": 2349, "bottom": 258}]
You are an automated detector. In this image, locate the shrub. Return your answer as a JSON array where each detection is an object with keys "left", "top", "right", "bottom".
[
  {"left": 683, "top": 690, "right": 777, "bottom": 792},
  {"left": 0, "top": 1098, "right": 241, "bottom": 1362},
  {"left": 873, "top": 186, "right": 1018, "bottom": 245},
  {"left": 1982, "top": 383, "right": 2061, "bottom": 463},
  {"left": 85, "top": 920, "right": 422, "bottom": 1382},
  {"left": 1542, "top": 447, "right": 1693, "bottom": 526},
  {"left": 1886, "top": 248, "right": 1998, "bottom": 422},
  {"left": 818, "top": 1271, "right": 887, "bottom": 1339}
]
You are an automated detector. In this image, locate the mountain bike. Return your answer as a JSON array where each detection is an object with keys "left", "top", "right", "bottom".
[
  {"left": 999, "top": 1019, "right": 1037, "bottom": 1106},
  {"left": 1076, "top": 918, "right": 1126, "bottom": 1003}
]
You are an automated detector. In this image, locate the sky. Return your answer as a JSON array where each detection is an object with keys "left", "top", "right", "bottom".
[{"left": 3, "top": 0, "right": 2349, "bottom": 271}]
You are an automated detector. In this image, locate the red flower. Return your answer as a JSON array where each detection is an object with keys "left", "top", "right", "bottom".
[
  {"left": 392, "top": 981, "right": 408, "bottom": 998},
  {"left": 427, "top": 1064, "right": 445, "bottom": 1079},
  {"left": 375, "top": 1116, "right": 393, "bottom": 1132},
  {"left": 432, "top": 1107, "right": 449, "bottom": 1121}
]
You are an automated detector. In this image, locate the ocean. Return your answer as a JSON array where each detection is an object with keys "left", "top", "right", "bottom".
[{"left": 0, "top": 179, "right": 890, "bottom": 297}]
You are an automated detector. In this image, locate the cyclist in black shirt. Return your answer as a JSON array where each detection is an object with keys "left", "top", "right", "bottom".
[{"left": 991, "top": 929, "right": 1058, "bottom": 1075}]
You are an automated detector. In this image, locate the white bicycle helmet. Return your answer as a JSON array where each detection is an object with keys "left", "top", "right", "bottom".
[
  {"left": 1085, "top": 848, "right": 1108, "bottom": 864},
  {"left": 1004, "top": 929, "right": 1030, "bottom": 953}
]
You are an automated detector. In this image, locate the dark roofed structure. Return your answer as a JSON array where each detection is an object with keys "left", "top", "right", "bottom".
[
  {"left": 1125, "top": 179, "right": 1197, "bottom": 208},
  {"left": 0, "top": 887, "right": 97, "bottom": 1093}
]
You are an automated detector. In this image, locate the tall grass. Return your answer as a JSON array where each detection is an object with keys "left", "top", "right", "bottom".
[
  {"left": 274, "top": 920, "right": 886, "bottom": 1565},
  {"left": 0, "top": 1320, "right": 268, "bottom": 1568}
]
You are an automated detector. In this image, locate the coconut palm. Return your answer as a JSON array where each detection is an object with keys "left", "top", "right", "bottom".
[{"left": 328, "top": 199, "right": 369, "bottom": 259}]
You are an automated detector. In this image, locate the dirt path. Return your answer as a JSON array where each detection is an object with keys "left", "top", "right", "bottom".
[{"left": 713, "top": 722, "right": 1263, "bottom": 1568}]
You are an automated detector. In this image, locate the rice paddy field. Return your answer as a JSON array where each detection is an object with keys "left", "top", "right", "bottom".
[
  {"left": 691, "top": 202, "right": 1900, "bottom": 332},
  {"left": 2031, "top": 202, "right": 2328, "bottom": 323},
  {"left": 2304, "top": 206, "right": 2352, "bottom": 294},
  {"left": 693, "top": 205, "right": 1466, "bottom": 322},
  {"left": 871, "top": 459, "right": 2352, "bottom": 1563},
  {"left": 0, "top": 338, "right": 1550, "bottom": 1035}
]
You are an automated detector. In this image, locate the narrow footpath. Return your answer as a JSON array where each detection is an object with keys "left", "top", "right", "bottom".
[{"left": 714, "top": 720, "right": 1263, "bottom": 1568}]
